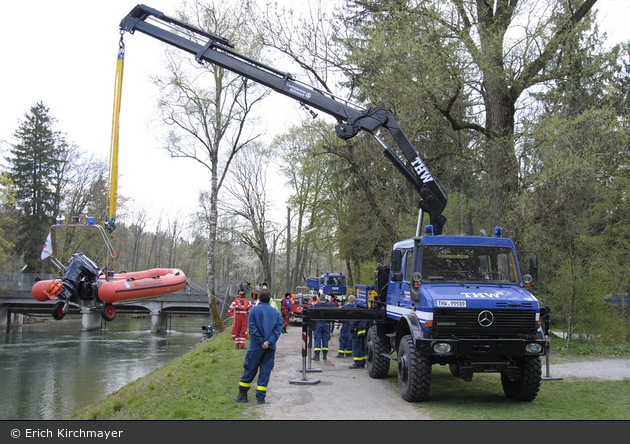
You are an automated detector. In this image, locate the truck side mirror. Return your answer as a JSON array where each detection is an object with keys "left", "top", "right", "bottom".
[
  {"left": 391, "top": 250, "right": 403, "bottom": 282},
  {"left": 529, "top": 257, "right": 538, "bottom": 280}
]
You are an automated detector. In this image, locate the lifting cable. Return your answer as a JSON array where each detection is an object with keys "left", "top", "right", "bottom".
[{"left": 106, "top": 31, "right": 125, "bottom": 235}]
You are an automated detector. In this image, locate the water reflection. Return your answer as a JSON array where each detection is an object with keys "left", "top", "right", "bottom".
[{"left": 0, "top": 315, "right": 210, "bottom": 420}]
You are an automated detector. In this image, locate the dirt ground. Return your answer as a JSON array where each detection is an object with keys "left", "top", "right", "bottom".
[
  {"left": 256, "top": 322, "right": 432, "bottom": 420},
  {"left": 254, "top": 323, "right": 630, "bottom": 420}
]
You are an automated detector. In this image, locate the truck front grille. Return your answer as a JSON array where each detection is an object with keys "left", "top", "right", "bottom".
[{"left": 432, "top": 308, "right": 537, "bottom": 338}]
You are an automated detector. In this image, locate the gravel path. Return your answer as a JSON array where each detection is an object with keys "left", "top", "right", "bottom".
[
  {"left": 256, "top": 324, "right": 431, "bottom": 420},
  {"left": 542, "top": 356, "right": 630, "bottom": 381},
  {"left": 254, "top": 324, "right": 630, "bottom": 420}
]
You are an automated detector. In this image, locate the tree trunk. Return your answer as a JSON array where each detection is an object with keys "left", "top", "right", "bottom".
[
  {"left": 345, "top": 259, "right": 353, "bottom": 289},
  {"left": 481, "top": 44, "right": 519, "bottom": 225},
  {"left": 207, "top": 168, "right": 223, "bottom": 332}
]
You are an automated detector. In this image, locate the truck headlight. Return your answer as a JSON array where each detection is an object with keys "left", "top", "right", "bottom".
[
  {"left": 526, "top": 343, "right": 543, "bottom": 353},
  {"left": 433, "top": 343, "right": 452, "bottom": 354}
]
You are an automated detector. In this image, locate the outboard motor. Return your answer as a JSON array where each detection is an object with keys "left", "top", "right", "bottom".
[{"left": 55, "top": 252, "right": 100, "bottom": 300}]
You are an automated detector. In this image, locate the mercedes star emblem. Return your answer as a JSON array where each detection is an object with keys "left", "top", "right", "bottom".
[{"left": 478, "top": 310, "right": 494, "bottom": 327}]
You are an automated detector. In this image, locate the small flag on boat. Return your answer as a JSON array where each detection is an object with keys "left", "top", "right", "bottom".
[{"left": 41, "top": 232, "right": 53, "bottom": 260}]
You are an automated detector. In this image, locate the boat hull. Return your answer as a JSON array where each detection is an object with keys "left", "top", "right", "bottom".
[
  {"left": 97, "top": 268, "right": 187, "bottom": 303},
  {"left": 31, "top": 268, "right": 187, "bottom": 304}
]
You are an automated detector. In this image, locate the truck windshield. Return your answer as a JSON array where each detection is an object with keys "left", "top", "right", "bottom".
[
  {"left": 420, "top": 245, "right": 518, "bottom": 284},
  {"left": 326, "top": 276, "right": 346, "bottom": 286}
]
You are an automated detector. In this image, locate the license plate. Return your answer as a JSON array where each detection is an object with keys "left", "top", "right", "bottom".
[{"left": 437, "top": 300, "right": 467, "bottom": 307}]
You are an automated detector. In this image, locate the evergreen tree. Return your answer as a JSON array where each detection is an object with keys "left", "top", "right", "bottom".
[
  {"left": 0, "top": 172, "right": 18, "bottom": 269},
  {"left": 6, "top": 101, "right": 68, "bottom": 272}
]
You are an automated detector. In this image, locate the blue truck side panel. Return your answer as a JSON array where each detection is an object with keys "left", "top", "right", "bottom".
[
  {"left": 306, "top": 277, "right": 319, "bottom": 289},
  {"left": 355, "top": 284, "right": 374, "bottom": 307}
]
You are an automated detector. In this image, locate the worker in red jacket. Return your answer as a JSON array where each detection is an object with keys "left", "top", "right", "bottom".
[
  {"left": 228, "top": 289, "right": 251, "bottom": 349},
  {"left": 281, "top": 293, "right": 291, "bottom": 333}
]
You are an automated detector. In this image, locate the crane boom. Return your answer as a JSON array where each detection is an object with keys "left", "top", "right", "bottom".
[{"left": 119, "top": 4, "right": 448, "bottom": 233}]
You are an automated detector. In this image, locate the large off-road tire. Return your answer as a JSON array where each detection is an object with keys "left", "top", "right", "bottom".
[
  {"left": 397, "top": 334, "right": 431, "bottom": 402},
  {"left": 366, "top": 325, "right": 390, "bottom": 379},
  {"left": 501, "top": 355, "right": 542, "bottom": 402}
]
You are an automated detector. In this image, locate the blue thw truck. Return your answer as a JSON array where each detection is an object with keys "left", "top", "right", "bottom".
[{"left": 307, "top": 272, "right": 347, "bottom": 298}]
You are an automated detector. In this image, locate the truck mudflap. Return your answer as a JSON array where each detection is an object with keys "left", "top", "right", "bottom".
[{"left": 415, "top": 337, "right": 547, "bottom": 358}]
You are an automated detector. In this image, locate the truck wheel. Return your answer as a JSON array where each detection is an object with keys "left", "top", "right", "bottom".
[
  {"left": 366, "top": 325, "right": 390, "bottom": 378},
  {"left": 397, "top": 334, "right": 431, "bottom": 402},
  {"left": 501, "top": 355, "right": 541, "bottom": 401}
]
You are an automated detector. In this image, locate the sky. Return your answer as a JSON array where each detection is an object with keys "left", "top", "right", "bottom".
[
  {"left": 0, "top": 0, "right": 307, "bottom": 230},
  {"left": 1, "top": 0, "right": 629, "bottom": 231}
]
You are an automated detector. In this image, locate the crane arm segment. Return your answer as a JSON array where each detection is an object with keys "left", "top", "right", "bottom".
[{"left": 119, "top": 4, "right": 447, "bottom": 233}]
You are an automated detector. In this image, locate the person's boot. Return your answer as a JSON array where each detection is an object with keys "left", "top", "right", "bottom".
[
  {"left": 349, "top": 360, "right": 363, "bottom": 369},
  {"left": 312, "top": 352, "right": 320, "bottom": 361},
  {"left": 322, "top": 351, "right": 328, "bottom": 361},
  {"left": 256, "top": 391, "right": 266, "bottom": 404},
  {"left": 233, "top": 386, "right": 249, "bottom": 403}
]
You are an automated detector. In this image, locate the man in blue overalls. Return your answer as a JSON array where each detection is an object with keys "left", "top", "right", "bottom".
[
  {"left": 311, "top": 295, "right": 333, "bottom": 361},
  {"left": 349, "top": 298, "right": 367, "bottom": 369},
  {"left": 336, "top": 295, "right": 355, "bottom": 358},
  {"left": 233, "top": 289, "right": 283, "bottom": 404}
]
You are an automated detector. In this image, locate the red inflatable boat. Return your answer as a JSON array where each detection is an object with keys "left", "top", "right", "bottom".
[{"left": 31, "top": 268, "right": 187, "bottom": 303}]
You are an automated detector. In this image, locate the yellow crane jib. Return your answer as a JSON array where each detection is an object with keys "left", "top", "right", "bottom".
[{"left": 107, "top": 32, "right": 125, "bottom": 234}]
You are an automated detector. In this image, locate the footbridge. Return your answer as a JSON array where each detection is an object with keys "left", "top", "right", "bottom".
[{"left": 0, "top": 287, "right": 233, "bottom": 333}]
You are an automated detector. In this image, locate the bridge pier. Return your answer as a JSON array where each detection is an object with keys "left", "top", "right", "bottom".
[
  {"left": 81, "top": 310, "right": 102, "bottom": 331},
  {"left": 0, "top": 309, "right": 8, "bottom": 328},
  {"left": 0, "top": 308, "right": 9, "bottom": 327},
  {"left": 151, "top": 312, "right": 168, "bottom": 333},
  {"left": 12, "top": 313, "right": 24, "bottom": 326},
  {"left": 0, "top": 309, "right": 23, "bottom": 328}
]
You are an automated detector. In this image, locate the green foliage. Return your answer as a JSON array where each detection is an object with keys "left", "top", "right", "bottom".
[
  {"left": 519, "top": 49, "right": 630, "bottom": 340},
  {"left": 0, "top": 173, "right": 17, "bottom": 264},
  {"left": 551, "top": 339, "right": 630, "bottom": 357}
]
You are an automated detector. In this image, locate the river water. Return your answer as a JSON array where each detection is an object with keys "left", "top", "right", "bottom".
[{"left": 0, "top": 315, "right": 212, "bottom": 420}]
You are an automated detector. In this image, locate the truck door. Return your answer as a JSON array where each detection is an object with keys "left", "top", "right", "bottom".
[
  {"left": 388, "top": 249, "right": 413, "bottom": 307},
  {"left": 402, "top": 250, "right": 414, "bottom": 306}
]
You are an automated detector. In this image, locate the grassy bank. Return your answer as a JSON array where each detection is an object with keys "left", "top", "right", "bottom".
[
  {"left": 67, "top": 326, "right": 250, "bottom": 420},
  {"left": 67, "top": 328, "right": 630, "bottom": 420}
]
